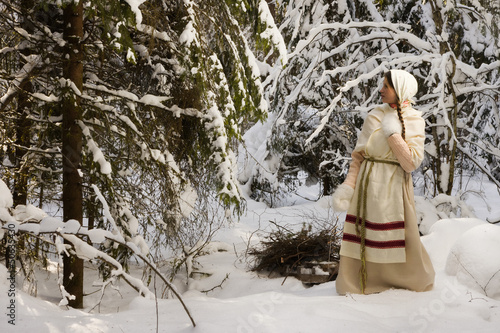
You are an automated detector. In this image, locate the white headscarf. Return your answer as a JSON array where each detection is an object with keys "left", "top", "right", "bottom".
[{"left": 390, "top": 70, "right": 418, "bottom": 105}]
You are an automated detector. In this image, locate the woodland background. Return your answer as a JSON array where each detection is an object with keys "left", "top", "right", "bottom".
[{"left": 0, "top": 0, "right": 499, "bottom": 319}]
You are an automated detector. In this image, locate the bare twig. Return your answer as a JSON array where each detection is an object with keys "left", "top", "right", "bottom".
[{"left": 201, "top": 273, "right": 230, "bottom": 294}]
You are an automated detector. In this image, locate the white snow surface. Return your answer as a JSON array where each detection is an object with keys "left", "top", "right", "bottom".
[{"left": 1, "top": 181, "right": 500, "bottom": 332}]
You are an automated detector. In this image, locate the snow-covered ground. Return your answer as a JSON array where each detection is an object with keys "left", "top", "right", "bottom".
[{"left": 1, "top": 180, "right": 500, "bottom": 333}]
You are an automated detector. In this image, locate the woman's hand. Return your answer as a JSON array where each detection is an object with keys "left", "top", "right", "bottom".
[
  {"left": 332, "top": 184, "right": 355, "bottom": 212},
  {"left": 381, "top": 110, "right": 402, "bottom": 138}
]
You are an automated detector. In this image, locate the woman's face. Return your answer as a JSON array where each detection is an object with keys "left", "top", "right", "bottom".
[{"left": 380, "top": 77, "right": 398, "bottom": 104}]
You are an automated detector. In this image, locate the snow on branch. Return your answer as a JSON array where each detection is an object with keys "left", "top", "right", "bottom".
[
  {"left": 3, "top": 217, "right": 196, "bottom": 327},
  {"left": 305, "top": 62, "right": 391, "bottom": 144},
  {"left": 455, "top": 84, "right": 500, "bottom": 96},
  {"left": 90, "top": 185, "right": 122, "bottom": 237},
  {"left": 289, "top": 21, "right": 432, "bottom": 58},
  {"left": 180, "top": 0, "right": 200, "bottom": 48},
  {"left": 0, "top": 55, "right": 42, "bottom": 110},
  {"left": 258, "top": 0, "right": 288, "bottom": 66},
  {"left": 122, "top": 0, "right": 146, "bottom": 26},
  {"left": 455, "top": 143, "right": 500, "bottom": 189},
  {"left": 203, "top": 88, "right": 241, "bottom": 204},
  {"left": 136, "top": 24, "right": 172, "bottom": 43},
  {"left": 83, "top": 83, "right": 202, "bottom": 118},
  {"left": 79, "top": 122, "right": 113, "bottom": 175}
]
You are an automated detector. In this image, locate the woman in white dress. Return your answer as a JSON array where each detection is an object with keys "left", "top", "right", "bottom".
[{"left": 332, "top": 70, "right": 435, "bottom": 294}]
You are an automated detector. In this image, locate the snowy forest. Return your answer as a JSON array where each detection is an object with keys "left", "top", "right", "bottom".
[{"left": 0, "top": 0, "right": 499, "bottom": 332}]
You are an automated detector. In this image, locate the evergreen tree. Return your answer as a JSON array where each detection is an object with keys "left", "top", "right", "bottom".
[{"left": 0, "top": 0, "right": 276, "bottom": 306}]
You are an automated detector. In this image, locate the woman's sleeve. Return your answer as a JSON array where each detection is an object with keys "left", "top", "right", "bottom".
[
  {"left": 342, "top": 111, "right": 381, "bottom": 188},
  {"left": 353, "top": 111, "right": 381, "bottom": 153},
  {"left": 343, "top": 150, "right": 364, "bottom": 188},
  {"left": 388, "top": 114, "right": 425, "bottom": 172}
]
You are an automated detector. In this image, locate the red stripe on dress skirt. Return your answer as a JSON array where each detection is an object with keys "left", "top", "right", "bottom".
[
  {"left": 342, "top": 233, "right": 406, "bottom": 249},
  {"left": 346, "top": 214, "right": 405, "bottom": 231}
]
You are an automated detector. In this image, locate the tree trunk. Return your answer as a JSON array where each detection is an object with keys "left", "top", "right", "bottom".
[
  {"left": 13, "top": 0, "right": 34, "bottom": 207},
  {"left": 13, "top": 87, "right": 31, "bottom": 206},
  {"left": 428, "top": 0, "right": 458, "bottom": 196},
  {"left": 62, "top": 0, "right": 84, "bottom": 309}
]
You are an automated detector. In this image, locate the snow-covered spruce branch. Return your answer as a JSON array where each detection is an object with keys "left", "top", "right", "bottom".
[
  {"left": 82, "top": 83, "right": 202, "bottom": 118},
  {"left": 79, "top": 124, "right": 113, "bottom": 176},
  {"left": 182, "top": 1, "right": 268, "bottom": 119},
  {"left": 224, "top": 3, "right": 270, "bottom": 110},
  {"left": 77, "top": 102, "right": 189, "bottom": 198},
  {"left": 0, "top": 55, "right": 42, "bottom": 111},
  {"left": 8, "top": 219, "right": 196, "bottom": 327},
  {"left": 136, "top": 23, "right": 173, "bottom": 43},
  {"left": 78, "top": 104, "right": 186, "bottom": 181},
  {"left": 258, "top": 0, "right": 288, "bottom": 66},
  {"left": 3, "top": 0, "right": 66, "bottom": 48},
  {"left": 179, "top": 0, "right": 200, "bottom": 48},
  {"left": 0, "top": 141, "right": 60, "bottom": 158}
]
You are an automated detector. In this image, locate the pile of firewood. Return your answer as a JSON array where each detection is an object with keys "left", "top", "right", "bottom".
[{"left": 249, "top": 223, "right": 341, "bottom": 284}]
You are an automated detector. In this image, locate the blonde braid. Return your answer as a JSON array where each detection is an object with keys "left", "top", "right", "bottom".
[
  {"left": 385, "top": 71, "right": 407, "bottom": 140},
  {"left": 396, "top": 104, "right": 406, "bottom": 140}
]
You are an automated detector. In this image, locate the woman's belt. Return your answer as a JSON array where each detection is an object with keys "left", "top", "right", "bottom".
[{"left": 356, "top": 156, "right": 401, "bottom": 293}]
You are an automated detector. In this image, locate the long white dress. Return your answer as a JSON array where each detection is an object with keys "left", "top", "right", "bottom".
[{"left": 335, "top": 104, "right": 435, "bottom": 294}]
